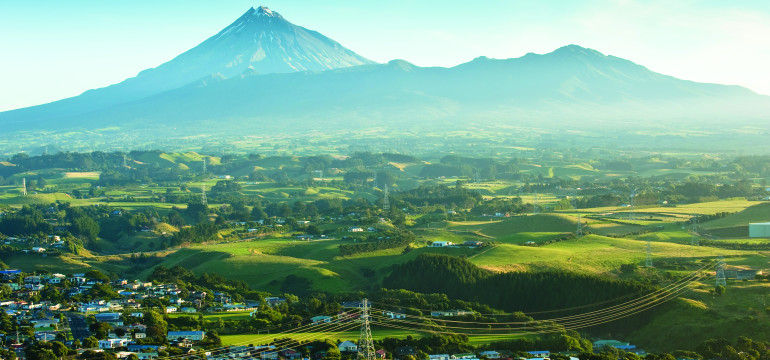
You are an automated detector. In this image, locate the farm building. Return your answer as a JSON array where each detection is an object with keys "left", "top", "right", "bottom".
[
  {"left": 430, "top": 241, "right": 453, "bottom": 247},
  {"left": 749, "top": 222, "right": 770, "bottom": 237}
]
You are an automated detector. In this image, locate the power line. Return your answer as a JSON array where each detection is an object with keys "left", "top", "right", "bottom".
[
  {"left": 369, "top": 263, "right": 711, "bottom": 326},
  {"left": 368, "top": 272, "right": 705, "bottom": 335}
]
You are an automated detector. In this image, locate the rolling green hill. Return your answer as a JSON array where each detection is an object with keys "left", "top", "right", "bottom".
[{"left": 477, "top": 214, "right": 577, "bottom": 237}]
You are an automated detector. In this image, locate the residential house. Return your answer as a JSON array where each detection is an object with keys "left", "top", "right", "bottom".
[
  {"left": 382, "top": 311, "right": 406, "bottom": 319},
  {"left": 396, "top": 346, "right": 417, "bottom": 358},
  {"left": 279, "top": 349, "right": 302, "bottom": 360},
  {"left": 429, "top": 354, "right": 450, "bottom": 360},
  {"left": 339, "top": 341, "right": 358, "bottom": 353},
  {"left": 167, "top": 331, "right": 205, "bottom": 341},
  {"left": 311, "top": 315, "right": 332, "bottom": 324},
  {"left": 479, "top": 351, "right": 500, "bottom": 359},
  {"left": 99, "top": 339, "right": 128, "bottom": 349},
  {"left": 451, "top": 354, "right": 478, "bottom": 359},
  {"left": 430, "top": 310, "right": 473, "bottom": 317},
  {"left": 35, "top": 332, "right": 57, "bottom": 341},
  {"left": 127, "top": 345, "right": 159, "bottom": 352},
  {"left": 265, "top": 297, "right": 286, "bottom": 307},
  {"left": 526, "top": 351, "right": 550, "bottom": 358},
  {"left": 430, "top": 241, "right": 453, "bottom": 247}
]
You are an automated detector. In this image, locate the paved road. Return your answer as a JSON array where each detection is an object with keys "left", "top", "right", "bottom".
[{"left": 67, "top": 314, "right": 90, "bottom": 341}]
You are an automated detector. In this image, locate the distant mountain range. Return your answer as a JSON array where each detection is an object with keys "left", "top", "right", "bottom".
[{"left": 1, "top": 6, "right": 768, "bottom": 134}]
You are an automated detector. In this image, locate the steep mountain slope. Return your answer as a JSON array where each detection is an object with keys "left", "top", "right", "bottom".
[{"left": 0, "top": 6, "right": 373, "bottom": 126}]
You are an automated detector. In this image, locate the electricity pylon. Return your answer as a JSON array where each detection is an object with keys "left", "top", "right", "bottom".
[
  {"left": 716, "top": 256, "right": 727, "bottom": 287},
  {"left": 357, "top": 299, "right": 375, "bottom": 360}
]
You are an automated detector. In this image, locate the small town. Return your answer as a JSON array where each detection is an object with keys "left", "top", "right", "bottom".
[{"left": 0, "top": 268, "right": 659, "bottom": 360}]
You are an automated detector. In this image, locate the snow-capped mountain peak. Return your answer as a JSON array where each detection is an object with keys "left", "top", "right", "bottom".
[{"left": 253, "top": 5, "right": 281, "bottom": 18}]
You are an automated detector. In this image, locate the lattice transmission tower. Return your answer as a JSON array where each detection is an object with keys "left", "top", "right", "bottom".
[
  {"left": 357, "top": 299, "right": 375, "bottom": 360},
  {"left": 690, "top": 215, "right": 700, "bottom": 246},
  {"left": 715, "top": 255, "right": 727, "bottom": 287},
  {"left": 382, "top": 184, "right": 390, "bottom": 211},
  {"left": 645, "top": 240, "right": 653, "bottom": 267},
  {"left": 201, "top": 185, "right": 207, "bottom": 206},
  {"left": 572, "top": 192, "right": 583, "bottom": 237}
]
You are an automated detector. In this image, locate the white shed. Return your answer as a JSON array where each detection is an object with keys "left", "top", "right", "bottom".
[{"left": 749, "top": 222, "right": 770, "bottom": 237}]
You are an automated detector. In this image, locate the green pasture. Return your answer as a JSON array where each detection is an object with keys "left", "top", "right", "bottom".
[
  {"left": 629, "top": 281, "right": 770, "bottom": 352},
  {"left": 702, "top": 202, "right": 770, "bottom": 229}
]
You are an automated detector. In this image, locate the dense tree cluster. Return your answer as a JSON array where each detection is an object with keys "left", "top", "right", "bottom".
[
  {"left": 384, "top": 254, "right": 654, "bottom": 314},
  {"left": 339, "top": 230, "right": 416, "bottom": 256}
]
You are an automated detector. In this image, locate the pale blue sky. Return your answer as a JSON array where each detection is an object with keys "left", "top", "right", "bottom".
[{"left": 1, "top": 0, "right": 769, "bottom": 111}]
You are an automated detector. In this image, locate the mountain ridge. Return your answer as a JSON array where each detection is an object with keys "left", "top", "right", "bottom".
[
  {"left": 1, "top": 3, "right": 768, "bottom": 137},
  {"left": 2, "top": 44, "right": 766, "bottom": 135}
]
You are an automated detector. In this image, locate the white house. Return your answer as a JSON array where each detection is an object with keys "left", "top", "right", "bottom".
[
  {"left": 479, "top": 351, "right": 501, "bottom": 359},
  {"left": 99, "top": 339, "right": 128, "bottom": 349},
  {"left": 430, "top": 241, "right": 453, "bottom": 247},
  {"left": 338, "top": 341, "right": 358, "bottom": 353},
  {"left": 381, "top": 311, "right": 406, "bottom": 319},
  {"left": 526, "top": 351, "right": 550, "bottom": 358}
]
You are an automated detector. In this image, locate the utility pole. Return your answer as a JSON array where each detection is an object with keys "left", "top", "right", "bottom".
[
  {"left": 357, "top": 299, "right": 375, "bottom": 360},
  {"left": 22, "top": 178, "right": 27, "bottom": 197}
]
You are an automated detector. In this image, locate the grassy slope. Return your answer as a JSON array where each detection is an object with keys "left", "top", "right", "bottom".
[
  {"left": 702, "top": 202, "right": 770, "bottom": 233},
  {"left": 629, "top": 281, "right": 770, "bottom": 352},
  {"left": 477, "top": 214, "right": 576, "bottom": 237}
]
